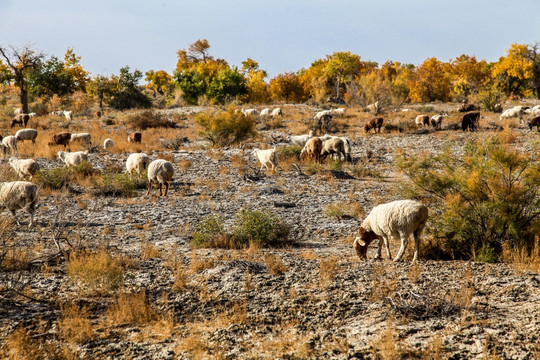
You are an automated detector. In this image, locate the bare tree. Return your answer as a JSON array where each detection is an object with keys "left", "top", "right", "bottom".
[{"left": 0, "top": 45, "right": 44, "bottom": 113}]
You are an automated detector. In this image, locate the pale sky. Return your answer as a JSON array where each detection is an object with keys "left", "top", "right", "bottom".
[{"left": 1, "top": 0, "right": 539, "bottom": 78}]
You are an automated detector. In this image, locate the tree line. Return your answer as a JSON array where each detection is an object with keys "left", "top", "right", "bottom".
[{"left": 1, "top": 40, "right": 539, "bottom": 112}]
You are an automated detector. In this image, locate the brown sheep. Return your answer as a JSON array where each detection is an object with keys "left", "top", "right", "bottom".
[
  {"left": 415, "top": 114, "right": 429, "bottom": 127},
  {"left": 11, "top": 114, "right": 29, "bottom": 128},
  {"left": 127, "top": 132, "right": 142, "bottom": 143},
  {"left": 302, "top": 137, "right": 323, "bottom": 163},
  {"left": 47, "top": 132, "right": 72, "bottom": 148},
  {"left": 458, "top": 103, "right": 479, "bottom": 112},
  {"left": 321, "top": 138, "right": 346, "bottom": 161},
  {"left": 528, "top": 116, "right": 540, "bottom": 132},
  {"left": 461, "top": 111, "right": 480, "bottom": 131},
  {"left": 94, "top": 110, "right": 102, "bottom": 118},
  {"left": 364, "top": 117, "right": 383, "bottom": 134}
]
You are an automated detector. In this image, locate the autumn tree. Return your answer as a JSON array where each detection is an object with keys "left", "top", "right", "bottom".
[
  {"left": 145, "top": 70, "right": 174, "bottom": 97},
  {"left": 449, "top": 54, "right": 488, "bottom": 100},
  {"left": 323, "top": 51, "right": 364, "bottom": 100},
  {"left": 241, "top": 58, "right": 269, "bottom": 103},
  {"left": 206, "top": 67, "right": 247, "bottom": 104},
  {"left": 0, "top": 45, "right": 45, "bottom": 113},
  {"left": 87, "top": 74, "right": 116, "bottom": 109},
  {"left": 491, "top": 43, "right": 534, "bottom": 98},
  {"left": 269, "top": 72, "right": 309, "bottom": 103},
  {"left": 408, "top": 57, "right": 452, "bottom": 103},
  {"left": 107, "top": 66, "right": 151, "bottom": 110}
]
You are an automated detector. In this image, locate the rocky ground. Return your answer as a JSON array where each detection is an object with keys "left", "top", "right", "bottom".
[{"left": 0, "top": 112, "right": 540, "bottom": 359}]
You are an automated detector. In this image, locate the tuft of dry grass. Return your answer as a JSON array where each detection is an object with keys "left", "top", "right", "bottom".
[
  {"left": 58, "top": 303, "right": 94, "bottom": 344},
  {"left": 319, "top": 256, "right": 339, "bottom": 286},
  {"left": 140, "top": 241, "right": 161, "bottom": 260},
  {"left": 106, "top": 291, "right": 156, "bottom": 325},
  {"left": 501, "top": 237, "right": 540, "bottom": 274},
  {"left": 265, "top": 253, "right": 288, "bottom": 275}
]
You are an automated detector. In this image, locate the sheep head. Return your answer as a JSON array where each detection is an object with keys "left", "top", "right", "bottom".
[{"left": 353, "top": 227, "right": 378, "bottom": 259}]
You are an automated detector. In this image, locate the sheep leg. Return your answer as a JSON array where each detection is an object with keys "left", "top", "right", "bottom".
[
  {"left": 375, "top": 238, "right": 384, "bottom": 259},
  {"left": 163, "top": 182, "right": 169, "bottom": 196},
  {"left": 147, "top": 179, "right": 153, "bottom": 195},
  {"left": 412, "top": 228, "right": 422, "bottom": 262},
  {"left": 10, "top": 210, "right": 21, "bottom": 226},
  {"left": 384, "top": 237, "right": 392, "bottom": 259},
  {"left": 393, "top": 232, "right": 409, "bottom": 262}
]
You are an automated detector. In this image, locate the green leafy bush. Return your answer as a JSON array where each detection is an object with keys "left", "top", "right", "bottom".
[
  {"left": 397, "top": 136, "right": 540, "bottom": 261},
  {"left": 34, "top": 167, "right": 73, "bottom": 190},
  {"left": 195, "top": 108, "right": 256, "bottom": 146},
  {"left": 190, "top": 215, "right": 228, "bottom": 248},
  {"left": 92, "top": 172, "right": 145, "bottom": 197},
  {"left": 231, "top": 208, "right": 290, "bottom": 246},
  {"left": 278, "top": 145, "right": 302, "bottom": 161}
]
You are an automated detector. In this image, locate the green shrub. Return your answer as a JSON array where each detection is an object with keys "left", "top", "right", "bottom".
[
  {"left": 190, "top": 208, "right": 291, "bottom": 248},
  {"left": 231, "top": 208, "right": 290, "bottom": 246},
  {"left": 195, "top": 108, "right": 256, "bottom": 146},
  {"left": 397, "top": 137, "right": 540, "bottom": 261},
  {"left": 34, "top": 167, "right": 73, "bottom": 190},
  {"left": 190, "top": 215, "right": 228, "bottom": 248},
  {"left": 278, "top": 145, "right": 302, "bottom": 161},
  {"left": 92, "top": 172, "right": 145, "bottom": 197}
]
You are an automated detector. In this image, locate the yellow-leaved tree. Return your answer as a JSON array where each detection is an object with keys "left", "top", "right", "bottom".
[
  {"left": 491, "top": 43, "right": 534, "bottom": 98},
  {"left": 408, "top": 57, "right": 452, "bottom": 103},
  {"left": 241, "top": 58, "right": 269, "bottom": 104}
]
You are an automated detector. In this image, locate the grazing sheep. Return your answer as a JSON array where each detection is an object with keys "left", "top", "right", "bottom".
[
  {"left": 252, "top": 147, "right": 278, "bottom": 172},
  {"left": 8, "top": 158, "right": 39, "bottom": 180},
  {"left": 271, "top": 108, "right": 283, "bottom": 117},
  {"left": 64, "top": 110, "right": 73, "bottom": 122},
  {"left": 321, "top": 138, "right": 346, "bottom": 161},
  {"left": 58, "top": 150, "right": 89, "bottom": 167},
  {"left": 461, "top": 111, "right": 481, "bottom": 131},
  {"left": 2, "top": 136, "right": 18, "bottom": 156},
  {"left": 70, "top": 133, "right": 91, "bottom": 146},
  {"left": 15, "top": 129, "right": 38, "bottom": 144},
  {"left": 287, "top": 130, "right": 314, "bottom": 147},
  {"left": 364, "top": 117, "right": 384, "bottom": 134},
  {"left": 415, "top": 115, "right": 430, "bottom": 128},
  {"left": 320, "top": 134, "right": 353, "bottom": 162},
  {"left": 127, "top": 132, "right": 142, "bottom": 143},
  {"left": 353, "top": 199, "right": 428, "bottom": 262},
  {"left": 147, "top": 159, "right": 174, "bottom": 196},
  {"left": 28, "top": 112, "right": 36, "bottom": 118},
  {"left": 314, "top": 110, "right": 332, "bottom": 120},
  {"left": 500, "top": 106, "right": 524, "bottom": 121},
  {"left": 430, "top": 114, "right": 444, "bottom": 129},
  {"left": 47, "top": 132, "right": 72, "bottom": 148},
  {"left": 528, "top": 116, "right": 540, "bottom": 132},
  {"left": 126, "top": 153, "right": 151, "bottom": 177},
  {"left": 0, "top": 181, "right": 39, "bottom": 228},
  {"left": 332, "top": 108, "right": 346, "bottom": 117},
  {"left": 11, "top": 114, "right": 29, "bottom": 128},
  {"left": 103, "top": 138, "right": 114, "bottom": 150},
  {"left": 260, "top": 108, "right": 271, "bottom": 116},
  {"left": 300, "top": 137, "right": 323, "bottom": 163},
  {"left": 242, "top": 108, "right": 258, "bottom": 116}
]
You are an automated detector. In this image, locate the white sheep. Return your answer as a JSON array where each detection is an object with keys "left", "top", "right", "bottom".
[
  {"left": 287, "top": 130, "right": 314, "bottom": 147},
  {"left": 366, "top": 101, "right": 380, "bottom": 114},
  {"left": 332, "top": 108, "right": 346, "bottom": 117},
  {"left": 0, "top": 181, "right": 39, "bottom": 228},
  {"left": 64, "top": 110, "right": 73, "bottom": 122},
  {"left": 126, "top": 153, "right": 151, "bottom": 177},
  {"left": 8, "top": 158, "right": 39, "bottom": 180},
  {"left": 500, "top": 106, "right": 524, "bottom": 121},
  {"left": 271, "top": 108, "right": 283, "bottom": 117},
  {"left": 70, "top": 133, "right": 91, "bottom": 145},
  {"left": 353, "top": 200, "right": 428, "bottom": 262},
  {"left": 314, "top": 110, "right": 332, "bottom": 120},
  {"left": 103, "top": 138, "right": 114, "bottom": 151},
  {"left": 415, "top": 114, "right": 430, "bottom": 127},
  {"left": 320, "top": 134, "right": 352, "bottom": 162},
  {"left": 260, "top": 108, "right": 271, "bottom": 116},
  {"left": 242, "top": 108, "right": 258, "bottom": 116},
  {"left": 147, "top": 159, "right": 174, "bottom": 196},
  {"left": 252, "top": 147, "right": 278, "bottom": 172},
  {"left": 430, "top": 114, "right": 444, "bottom": 129},
  {"left": 1, "top": 136, "right": 18, "bottom": 157},
  {"left": 320, "top": 138, "right": 346, "bottom": 161},
  {"left": 58, "top": 150, "right": 89, "bottom": 167},
  {"left": 14, "top": 108, "right": 22, "bottom": 115},
  {"left": 15, "top": 129, "right": 38, "bottom": 144},
  {"left": 28, "top": 112, "right": 36, "bottom": 118}
]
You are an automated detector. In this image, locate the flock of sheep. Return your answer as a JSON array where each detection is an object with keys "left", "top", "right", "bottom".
[{"left": 1, "top": 102, "right": 538, "bottom": 261}]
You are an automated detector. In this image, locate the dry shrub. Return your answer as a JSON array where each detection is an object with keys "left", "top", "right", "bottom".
[
  {"left": 107, "top": 291, "right": 156, "bottom": 325},
  {"left": 0, "top": 219, "right": 32, "bottom": 271},
  {"left": 58, "top": 303, "right": 94, "bottom": 344},
  {"left": 370, "top": 264, "right": 399, "bottom": 302},
  {"left": 371, "top": 317, "right": 418, "bottom": 359},
  {"left": 173, "top": 263, "right": 189, "bottom": 291},
  {"left": 196, "top": 108, "right": 257, "bottom": 146},
  {"left": 121, "top": 109, "right": 173, "bottom": 130},
  {"left": 501, "top": 236, "right": 540, "bottom": 274},
  {"left": 319, "top": 256, "right": 339, "bottom": 285},
  {"left": 190, "top": 250, "right": 216, "bottom": 273},
  {"left": 2, "top": 325, "right": 75, "bottom": 360},
  {"left": 66, "top": 249, "right": 124, "bottom": 294},
  {"left": 140, "top": 241, "right": 161, "bottom": 260},
  {"left": 265, "top": 253, "right": 287, "bottom": 275},
  {"left": 407, "top": 263, "right": 423, "bottom": 284},
  {"left": 230, "top": 153, "right": 247, "bottom": 175}
]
